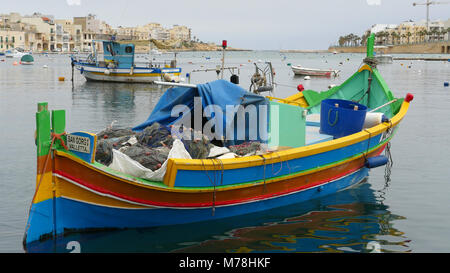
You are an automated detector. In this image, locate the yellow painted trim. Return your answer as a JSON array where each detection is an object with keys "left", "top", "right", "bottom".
[
  {"left": 90, "top": 72, "right": 181, "bottom": 77},
  {"left": 55, "top": 176, "right": 147, "bottom": 209},
  {"left": 358, "top": 64, "right": 373, "bottom": 73},
  {"left": 171, "top": 100, "right": 409, "bottom": 171},
  {"left": 266, "top": 96, "right": 304, "bottom": 107},
  {"left": 52, "top": 101, "right": 410, "bottom": 193},
  {"left": 33, "top": 172, "right": 59, "bottom": 203}
]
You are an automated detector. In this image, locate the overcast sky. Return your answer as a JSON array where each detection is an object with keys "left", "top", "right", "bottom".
[{"left": 2, "top": 0, "right": 449, "bottom": 50}]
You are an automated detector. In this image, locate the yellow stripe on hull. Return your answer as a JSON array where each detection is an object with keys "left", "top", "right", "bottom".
[{"left": 89, "top": 72, "right": 181, "bottom": 77}]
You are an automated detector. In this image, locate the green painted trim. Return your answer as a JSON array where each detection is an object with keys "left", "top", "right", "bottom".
[
  {"left": 367, "top": 33, "right": 375, "bottom": 57},
  {"left": 51, "top": 110, "right": 66, "bottom": 150},
  {"left": 36, "top": 103, "right": 51, "bottom": 157}
]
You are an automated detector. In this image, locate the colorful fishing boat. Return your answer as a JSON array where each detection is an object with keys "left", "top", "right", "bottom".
[
  {"left": 291, "top": 65, "right": 340, "bottom": 77},
  {"left": 71, "top": 40, "right": 182, "bottom": 83},
  {"left": 24, "top": 34, "right": 413, "bottom": 246}
]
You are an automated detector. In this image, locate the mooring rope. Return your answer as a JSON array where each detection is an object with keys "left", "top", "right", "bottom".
[{"left": 24, "top": 132, "right": 67, "bottom": 239}]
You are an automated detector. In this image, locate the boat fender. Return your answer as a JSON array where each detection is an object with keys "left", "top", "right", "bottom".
[
  {"left": 363, "top": 113, "right": 388, "bottom": 128},
  {"left": 130, "top": 67, "right": 134, "bottom": 75},
  {"left": 365, "top": 155, "right": 388, "bottom": 169},
  {"left": 104, "top": 69, "right": 111, "bottom": 75},
  {"left": 230, "top": 74, "right": 239, "bottom": 84},
  {"left": 80, "top": 67, "right": 84, "bottom": 74}
]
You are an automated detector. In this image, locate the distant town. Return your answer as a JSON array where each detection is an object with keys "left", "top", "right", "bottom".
[
  {"left": 331, "top": 18, "right": 450, "bottom": 54},
  {"left": 0, "top": 12, "right": 218, "bottom": 53}
]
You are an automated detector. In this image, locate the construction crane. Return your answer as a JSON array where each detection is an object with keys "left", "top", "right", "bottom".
[{"left": 412, "top": 1, "right": 450, "bottom": 31}]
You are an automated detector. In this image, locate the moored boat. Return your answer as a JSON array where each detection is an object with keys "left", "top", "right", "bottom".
[
  {"left": 20, "top": 54, "right": 34, "bottom": 65},
  {"left": 291, "top": 65, "right": 340, "bottom": 77},
  {"left": 5, "top": 50, "right": 13, "bottom": 58},
  {"left": 24, "top": 34, "right": 413, "bottom": 246},
  {"left": 72, "top": 40, "right": 182, "bottom": 83},
  {"left": 373, "top": 54, "right": 393, "bottom": 64}
]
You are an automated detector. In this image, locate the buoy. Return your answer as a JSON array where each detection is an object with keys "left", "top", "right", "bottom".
[
  {"left": 58, "top": 77, "right": 65, "bottom": 81},
  {"left": 297, "top": 84, "right": 304, "bottom": 92},
  {"left": 405, "top": 93, "right": 414, "bottom": 103},
  {"left": 444, "top": 82, "right": 449, "bottom": 87},
  {"left": 287, "top": 63, "right": 291, "bottom": 66},
  {"left": 365, "top": 155, "right": 388, "bottom": 168},
  {"left": 43, "top": 65, "right": 48, "bottom": 68},
  {"left": 304, "top": 76, "right": 311, "bottom": 80},
  {"left": 13, "top": 61, "right": 18, "bottom": 66}
]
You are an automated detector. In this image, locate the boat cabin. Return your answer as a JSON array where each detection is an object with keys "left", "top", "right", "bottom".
[{"left": 102, "top": 41, "right": 135, "bottom": 69}]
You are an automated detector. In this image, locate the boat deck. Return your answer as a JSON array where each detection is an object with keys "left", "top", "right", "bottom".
[{"left": 305, "top": 114, "right": 334, "bottom": 145}]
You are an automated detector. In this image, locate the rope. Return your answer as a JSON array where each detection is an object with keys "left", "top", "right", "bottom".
[
  {"left": 363, "top": 129, "right": 372, "bottom": 162},
  {"left": 201, "top": 158, "right": 225, "bottom": 216},
  {"left": 24, "top": 132, "right": 66, "bottom": 239},
  {"left": 384, "top": 120, "right": 394, "bottom": 183}
]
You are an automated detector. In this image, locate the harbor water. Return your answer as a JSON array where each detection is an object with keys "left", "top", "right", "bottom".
[{"left": 0, "top": 51, "right": 449, "bottom": 252}]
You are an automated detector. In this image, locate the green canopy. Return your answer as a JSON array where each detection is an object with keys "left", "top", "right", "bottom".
[{"left": 21, "top": 54, "right": 34, "bottom": 63}]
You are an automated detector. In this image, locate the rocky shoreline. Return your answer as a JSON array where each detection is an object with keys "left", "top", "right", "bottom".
[{"left": 130, "top": 39, "right": 251, "bottom": 53}]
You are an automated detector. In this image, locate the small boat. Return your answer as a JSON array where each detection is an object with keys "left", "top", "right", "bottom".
[
  {"left": 72, "top": 40, "right": 181, "bottom": 83},
  {"left": 373, "top": 54, "right": 393, "bottom": 64},
  {"left": 24, "top": 34, "right": 413, "bottom": 246},
  {"left": 6, "top": 48, "right": 29, "bottom": 58},
  {"left": 373, "top": 46, "right": 393, "bottom": 64},
  {"left": 291, "top": 65, "right": 340, "bottom": 77},
  {"left": 5, "top": 50, "right": 13, "bottom": 58},
  {"left": 20, "top": 54, "right": 34, "bottom": 65}
]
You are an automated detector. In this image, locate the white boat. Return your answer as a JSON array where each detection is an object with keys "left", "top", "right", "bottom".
[
  {"left": 373, "top": 54, "right": 393, "bottom": 64},
  {"left": 373, "top": 46, "right": 393, "bottom": 64},
  {"left": 7, "top": 48, "right": 30, "bottom": 58},
  {"left": 5, "top": 50, "right": 13, "bottom": 58},
  {"left": 72, "top": 40, "right": 182, "bottom": 83},
  {"left": 291, "top": 65, "right": 340, "bottom": 77}
]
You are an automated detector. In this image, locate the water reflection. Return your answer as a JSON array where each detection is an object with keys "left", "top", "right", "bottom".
[
  {"left": 25, "top": 181, "right": 410, "bottom": 253},
  {"left": 69, "top": 81, "right": 165, "bottom": 132}
]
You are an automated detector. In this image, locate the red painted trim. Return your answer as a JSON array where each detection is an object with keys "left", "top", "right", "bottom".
[
  {"left": 54, "top": 144, "right": 386, "bottom": 208},
  {"left": 54, "top": 164, "right": 361, "bottom": 208}
]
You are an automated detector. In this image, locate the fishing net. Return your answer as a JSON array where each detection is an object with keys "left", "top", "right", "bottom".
[
  {"left": 137, "top": 122, "right": 174, "bottom": 148},
  {"left": 95, "top": 121, "right": 261, "bottom": 170},
  {"left": 170, "top": 125, "right": 212, "bottom": 159},
  {"left": 95, "top": 135, "right": 133, "bottom": 165},
  {"left": 97, "top": 127, "right": 136, "bottom": 140},
  {"left": 119, "top": 143, "right": 171, "bottom": 171},
  {"left": 228, "top": 141, "right": 262, "bottom": 156}
]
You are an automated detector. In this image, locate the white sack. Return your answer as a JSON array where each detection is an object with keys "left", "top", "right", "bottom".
[{"left": 108, "top": 139, "right": 191, "bottom": 181}]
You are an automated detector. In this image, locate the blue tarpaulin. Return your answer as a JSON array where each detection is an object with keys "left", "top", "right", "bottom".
[{"left": 133, "top": 80, "right": 269, "bottom": 145}]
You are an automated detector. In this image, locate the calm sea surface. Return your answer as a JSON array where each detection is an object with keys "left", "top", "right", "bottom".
[{"left": 0, "top": 50, "right": 449, "bottom": 253}]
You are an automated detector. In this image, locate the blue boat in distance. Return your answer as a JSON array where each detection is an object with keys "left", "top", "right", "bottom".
[{"left": 71, "top": 40, "right": 182, "bottom": 83}]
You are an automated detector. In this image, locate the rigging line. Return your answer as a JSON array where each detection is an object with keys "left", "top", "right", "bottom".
[
  {"left": 271, "top": 152, "right": 283, "bottom": 176},
  {"left": 363, "top": 129, "right": 372, "bottom": 162},
  {"left": 211, "top": 159, "right": 217, "bottom": 216}
]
